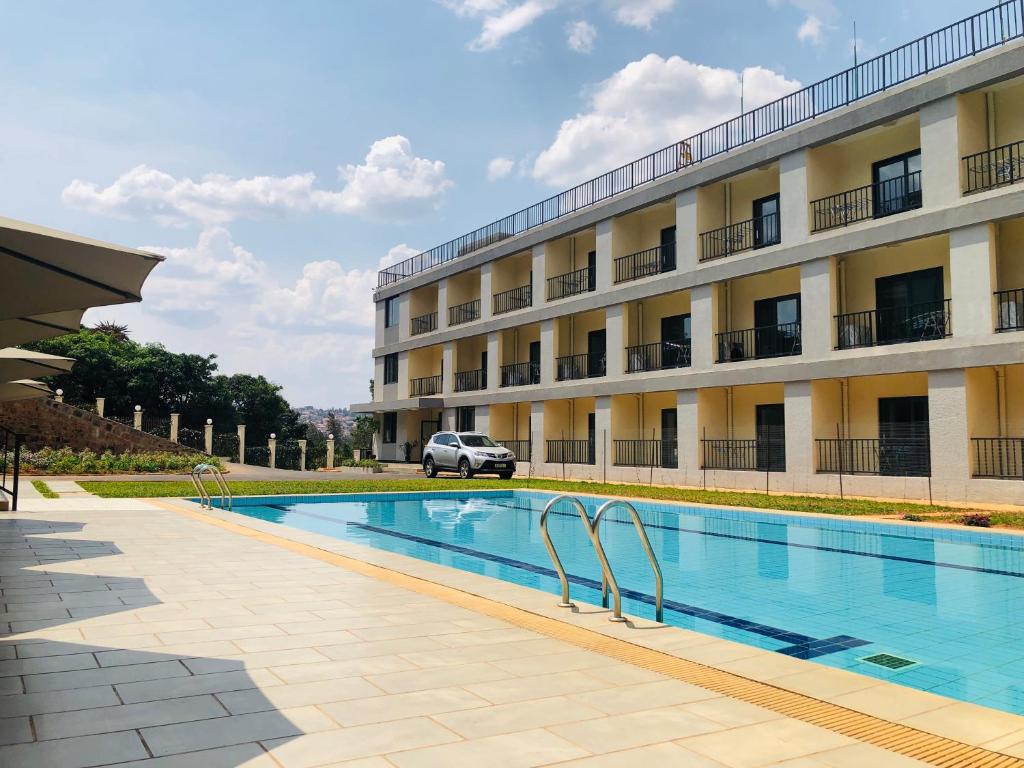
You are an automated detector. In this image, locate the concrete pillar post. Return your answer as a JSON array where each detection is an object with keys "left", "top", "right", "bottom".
[
  {"left": 799, "top": 256, "right": 836, "bottom": 358},
  {"left": 929, "top": 369, "right": 971, "bottom": 500},
  {"left": 204, "top": 421, "right": 213, "bottom": 455},
  {"left": 605, "top": 304, "right": 626, "bottom": 378},
  {"left": 532, "top": 244, "right": 546, "bottom": 306},
  {"left": 540, "top": 319, "right": 558, "bottom": 386},
  {"left": 442, "top": 342, "right": 455, "bottom": 395},
  {"left": 950, "top": 223, "right": 996, "bottom": 338},
  {"left": 268, "top": 436, "right": 277, "bottom": 469},
  {"left": 595, "top": 395, "right": 612, "bottom": 479},
  {"left": 474, "top": 405, "right": 491, "bottom": 436},
  {"left": 237, "top": 424, "right": 246, "bottom": 464},
  {"left": 689, "top": 283, "right": 717, "bottom": 370},
  {"left": 486, "top": 332, "right": 500, "bottom": 390},
  {"left": 398, "top": 351, "right": 410, "bottom": 398},
  {"left": 920, "top": 95, "right": 961, "bottom": 209},
  {"left": 779, "top": 149, "right": 810, "bottom": 247},
  {"left": 676, "top": 189, "right": 698, "bottom": 273},
  {"left": 437, "top": 278, "right": 449, "bottom": 331},
  {"left": 784, "top": 381, "right": 814, "bottom": 483},
  {"left": 54, "top": 390, "right": 64, "bottom": 403},
  {"left": 169, "top": 413, "right": 180, "bottom": 443},
  {"left": 298, "top": 439, "right": 307, "bottom": 471},
  {"left": 133, "top": 407, "right": 143, "bottom": 431},
  {"left": 326, "top": 436, "right": 335, "bottom": 469},
  {"left": 480, "top": 263, "right": 493, "bottom": 321},
  {"left": 530, "top": 400, "right": 545, "bottom": 465},
  {"left": 95, "top": 397, "right": 105, "bottom": 416},
  {"left": 595, "top": 218, "right": 614, "bottom": 292}
]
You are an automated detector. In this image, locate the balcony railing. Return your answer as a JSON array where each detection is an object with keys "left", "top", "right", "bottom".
[
  {"left": 614, "top": 439, "right": 678, "bottom": 468},
  {"left": 454, "top": 368, "right": 486, "bottom": 392},
  {"left": 493, "top": 284, "right": 532, "bottom": 315},
  {"left": 810, "top": 171, "right": 922, "bottom": 232},
  {"left": 835, "top": 299, "right": 951, "bottom": 349},
  {"left": 614, "top": 242, "right": 676, "bottom": 284},
  {"left": 496, "top": 439, "right": 531, "bottom": 461},
  {"left": 816, "top": 437, "right": 931, "bottom": 477},
  {"left": 547, "top": 266, "right": 594, "bottom": 300},
  {"left": 500, "top": 361, "right": 540, "bottom": 387},
  {"left": 963, "top": 140, "right": 1024, "bottom": 193},
  {"left": 717, "top": 322, "right": 802, "bottom": 363},
  {"left": 626, "top": 340, "right": 691, "bottom": 373},
  {"left": 448, "top": 299, "right": 481, "bottom": 326},
  {"left": 377, "top": 1, "right": 1024, "bottom": 289},
  {"left": 546, "top": 439, "right": 595, "bottom": 465},
  {"left": 699, "top": 213, "right": 779, "bottom": 262},
  {"left": 996, "top": 288, "right": 1024, "bottom": 332},
  {"left": 972, "top": 437, "right": 1024, "bottom": 479},
  {"left": 410, "top": 311, "right": 437, "bottom": 336},
  {"left": 556, "top": 352, "right": 606, "bottom": 381},
  {"left": 702, "top": 437, "right": 786, "bottom": 472},
  {"left": 409, "top": 374, "right": 442, "bottom": 397}
]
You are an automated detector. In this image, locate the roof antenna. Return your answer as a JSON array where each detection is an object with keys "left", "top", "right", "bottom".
[
  {"left": 739, "top": 69, "right": 745, "bottom": 115},
  {"left": 853, "top": 20, "right": 858, "bottom": 67}
]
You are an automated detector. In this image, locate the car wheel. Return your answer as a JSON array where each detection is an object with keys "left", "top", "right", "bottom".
[
  {"left": 499, "top": 472, "right": 513, "bottom": 480},
  {"left": 458, "top": 458, "right": 474, "bottom": 479},
  {"left": 423, "top": 457, "right": 437, "bottom": 478}
]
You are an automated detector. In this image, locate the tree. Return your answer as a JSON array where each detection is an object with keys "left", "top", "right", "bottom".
[
  {"left": 90, "top": 321, "right": 130, "bottom": 342},
  {"left": 325, "top": 411, "right": 341, "bottom": 439},
  {"left": 351, "top": 415, "right": 377, "bottom": 451}
]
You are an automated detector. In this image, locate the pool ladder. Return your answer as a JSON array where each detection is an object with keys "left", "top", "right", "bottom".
[
  {"left": 540, "top": 495, "right": 663, "bottom": 624},
  {"left": 190, "top": 463, "right": 233, "bottom": 510}
]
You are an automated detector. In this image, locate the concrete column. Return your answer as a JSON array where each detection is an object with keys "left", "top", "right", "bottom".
[
  {"left": 929, "top": 369, "right": 971, "bottom": 496},
  {"left": 689, "top": 283, "right": 717, "bottom": 370},
  {"left": 54, "top": 390, "right": 64, "bottom": 403},
  {"left": 920, "top": 95, "right": 961, "bottom": 209},
  {"left": 437, "top": 278, "right": 449, "bottom": 331},
  {"left": 595, "top": 395, "right": 612, "bottom": 477},
  {"left": 268, "top": 436, "right": 277, "bottom": 469},
  {"left": 531, "top": 244, "right": 546, "bottom": 305},
  {"left": 326, "top": 437, "right": 335, "bottom": 469},
  {"left": 398, "top": 351, "right": 410, "bottom": 398},
  {"left": 676, "top": 389, "right": 700, "bottom": 480},
  {"left": 170, "top": 413, "right": 180, "bottom": 443},
  {"left": 799, "top": 256, "right": 836, "bottom": 358},
  {"left": 372, "top": 357, "right": 385, "bottom": 402},
  {"left": 480, "top": 263, "right": 493, "bottom": 321},
  {"left": 540, "top": 319, "right": 558, "bottom": 386},
  {"left": 397, "top": 292, "right": 411, "bottom": 343},
  {"left": 530, "top": 400, "right": 545, "bottom": 465},
  {"left": 605, "top": 304, "right": 626, "bottom": 378},
  {"left": 595, "top": 218, "right": 614, "bottom": 292},
  {"left": 442, "top": 342, "right": 455, "bottom": 395},
  {"left": 475, "top": 405, "right": 491, "bottom": 436},
  {"left": 204, "top": 421, "right": 213, "bottom": 455},
  {"left": 442, "top": 408, "right": 457, "bottom": 431},
  {"left": 675, "top": 189, "right": 698, "bottom": 273},
  {"left": 237, "top": 424, "right": 246, "bottom": 464},
  {"left": 779, "top": 148, "right": 810, "bottom": 247},
  {"left": 95, "top": 397, "right": 105, "bottom": 417},
  {"left": 950, "top": 223, "right": 996, "bottom": 338},
  {"left": 784, "top": 381, "right": 814, "bottom": 482},
  {"left": 133, "top": 408, "right": 143, "bottom": 431},
  {"left": 298, "top": 439, "right": 307, "bottom": 471}
]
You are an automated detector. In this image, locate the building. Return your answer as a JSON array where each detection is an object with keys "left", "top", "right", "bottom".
[{"left": 353, "top": 3, "right": 1024, "bottom": 505}]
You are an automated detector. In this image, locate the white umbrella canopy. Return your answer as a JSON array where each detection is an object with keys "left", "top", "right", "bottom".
[
  {"left": 0, "top": 379, "right": 51, "bottom": 403},
  {"left": 0, "top": 348, "right": 74, "bottom": 381},
  {"left": 0, "top": 309, "right": 84, "bottom": 348},
  {"left": 0, "top": 216, "right": 163, "bottom": 322}
]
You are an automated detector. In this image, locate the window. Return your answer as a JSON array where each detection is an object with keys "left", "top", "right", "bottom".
[
  {"left": 872, "top": 150, "right": 922, "bottom": 218},
  {"left": 384, "top": 296, "right": 399, "bottom": 328},
  {"left": 383, "top": 353, "right": 398, "bottom": 384},
  {"left": 382, "top": 413, "right": 397, "bottom": 444},
  {"left": 460, "top": 434, "right": 497, "bottom": 448},
  {"left": 457, "top": 406, "right": 476, "bottom": 432}
]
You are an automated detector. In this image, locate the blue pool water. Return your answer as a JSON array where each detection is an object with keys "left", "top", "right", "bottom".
[{"left": 217, "top": 489, "right": 1024, "bottom": 715}]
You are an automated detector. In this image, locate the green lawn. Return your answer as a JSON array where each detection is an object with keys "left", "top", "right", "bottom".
[
  {"left": 78, "top": 477, "right": 974, "bottom": 519},
  {"left": 31, "top": 480, "right": 59, "bottom": 499}
]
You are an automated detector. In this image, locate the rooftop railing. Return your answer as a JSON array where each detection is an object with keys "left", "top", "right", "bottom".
[{"left": 376, "top": 1, "right": 1023, "bottom": 290}]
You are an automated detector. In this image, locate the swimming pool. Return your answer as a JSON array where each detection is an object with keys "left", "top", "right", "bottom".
[{"left": 215, "top": 489, "right": 1024, "bottom": 715}]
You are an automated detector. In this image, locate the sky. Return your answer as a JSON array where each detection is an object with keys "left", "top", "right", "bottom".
[{"left": 0, "top": 0, "right": 981, "bottom": 408}]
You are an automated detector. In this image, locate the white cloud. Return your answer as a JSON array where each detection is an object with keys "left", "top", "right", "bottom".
[
  {"left": 566, "top": 20, "right": 597, "bottom": 53},
  {"left": 531, "top": 54, "right": 801, "bottom": 187},
  {"left": 62, "top": 135, "right": 452, "bottom": 226},
  {"left": 607, "top": 0, "right": 675, "bottom": 29},
  {"left": 470, "top": 0, "right": 558, "bottom": 51},
  {"left": 797, "top": 15, "right": 824, "bottom": 44},
  {"left": 770, "top": 0, "right": 838, "bottom": 44},
  {"left": 486, "top": 156, "right": 516, "bottom": 181}
]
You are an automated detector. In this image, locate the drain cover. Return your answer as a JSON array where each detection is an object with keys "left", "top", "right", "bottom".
[{"left": 860, "top": 653, "right": 917, "bottom": 670}]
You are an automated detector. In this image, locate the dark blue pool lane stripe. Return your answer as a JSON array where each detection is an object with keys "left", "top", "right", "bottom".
[{"left": 347, "top": 521, "right": 867, "bottom": 659}]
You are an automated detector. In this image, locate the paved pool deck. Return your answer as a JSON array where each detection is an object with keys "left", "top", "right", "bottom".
[{"left": 2, "top": 496, "right": 1022, "bottom": 768}]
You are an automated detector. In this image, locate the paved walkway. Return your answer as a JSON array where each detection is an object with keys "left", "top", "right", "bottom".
[{"left": 0, "top": 497, "right": 953, "bottom": 767}]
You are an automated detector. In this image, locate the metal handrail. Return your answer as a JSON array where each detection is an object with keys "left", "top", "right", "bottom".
[
  {"left": 190, "top": 463, "right": 232, "bottom": 510},
  {"left": 592, "top": 500, "right": 664, "bottom": 623},
  {"left": 539, "top": 495, "right": 589, "bottom": 608}
]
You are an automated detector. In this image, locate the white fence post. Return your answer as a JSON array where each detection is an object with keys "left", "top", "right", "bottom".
[
  {"left": 268, "top": 435, "right": 277, "bottom": 469},
  {"left": 204, "top": 419, "right": 213, "bottom": 455},
  {"left": 133, "top": 405, "right": 142, "bottom": 431},
  {"left": 237, "top": 424, "right": 246, "bottom": 464},
  {"left": 298, "top": 439, "right": 307, "bottom": 471},
  {"left": 326, "top": 436, "right": 335, "bottom": 469},
  {"left": 169, "top": 413, "right": 180, "bottom": 443},
  {"left": 95, "top": 397, "right": 105, "bottom": 417}
]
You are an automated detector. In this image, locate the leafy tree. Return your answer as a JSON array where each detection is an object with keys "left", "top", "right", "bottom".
[
  {"left": 325, "top": 411, "right": 341, "bottom": 439},
  {"left": 90, "top": 321, "right": 130, "bottom": 342},
  {"left": 351, "top": 415, "right": 378, "bottom": 451}
]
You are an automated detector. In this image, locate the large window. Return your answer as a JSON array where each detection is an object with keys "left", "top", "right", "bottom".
[
  {"left": 384, "top": 296, "right": 399, "bottom": 328},
  {"left": 382, "top": 412, "right": 397, "bottom": 444},
  {"left": 872, "top": 150, "right": 922, "bottom": 218},
  {"left": 383, "top": 353, "right": 398, "bottom": 384},
  {"left": 457, "top": 406, "right": 476, "bottom": 432}
]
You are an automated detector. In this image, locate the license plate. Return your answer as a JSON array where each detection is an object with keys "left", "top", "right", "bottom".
[{"left": 494, "top": 463, "right": 507, "bottom": 469}]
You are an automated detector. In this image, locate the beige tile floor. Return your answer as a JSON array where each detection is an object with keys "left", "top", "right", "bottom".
[{"left": 0, "top": 497, "right": 962, "bottom": 767}]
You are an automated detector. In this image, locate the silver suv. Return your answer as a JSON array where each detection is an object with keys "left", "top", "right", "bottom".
[{"left": 422, "top": 432, "right": 516, "bottom": 479}]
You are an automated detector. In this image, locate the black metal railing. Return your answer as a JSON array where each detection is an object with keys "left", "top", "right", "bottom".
[
  {"left": 448, "top": 299, "right": 481, "bottom": 326},
  {"left": 964, "top": 139, "right": 1024, "bottom": 193},
  {"left": 275, "top": 440, "right": 302, "bottom": 471},
  {"left": 500, "top": 361, "right": 540, "bottom": 387},
  {"left": 212, "top": 432, "right": 240, "bottom": 459},
  {"left": 497, "top": 439, "right": 532, "bottom": 460},
  {"left": 717, "top": 322, "right": 802, "bottom": 362},
  {"left": 493, "top": 284, "right": 532, "bottom": 315},
  {"left": 614, "top": 242, "right": 676, "bottom": 283},
  {"left": 556, "top": 352, "right": 606, "bottom": 380},
  {"left": 178, "top": 427, "right": 206, "bottom": 452},
  {"left": 996, "top": 288, "right": 1024, "bottom": 332},
  {"left": 626, "top": 340, "right": 691, "bottom": 372},
  {"left": 702, "top": 437, "right": 786, "bottom": 472},
  {"left": 454, "top": 368, "right": 486, "bottom": 392},
  {"left": 614, "top": 439, "right": 678, "bottom": 468},
  {"left": 410, "top": 311, "right": 437, "bottom": 335},
  {"left": 699, "top": 213, "right": 779, "bottom": 262},
  {"left": 835, "top": 299, "right": 951, "bottom": 349},
  {"left": 410, "top": 374, "right": 442, "bottom": 396},
  {"left": 817, "top": 436, "right": 931, "bottom": 476},
  {"left": 546, "top": 439, "right": 595, "bottom": 465},
  {"left": 1, "top": 424, "right": 24, "bottom": 511},
  {"left": 972, "top": 437, "right": 1024, "bottom": 479},
  {"left": 376, "top": 2, "right": 1024, "bottom": 289},
  {"left": 244, "top": 446, "right": 271, "bottom": 467},
  {"left": 547, "top": 266, "right": 594, "bottom": 300},
  {"left": 811, "top": 171, "right": 922, "bottom": 232},
  {"left": 141, "top": 415, "right": 170, "bottom": 438}
]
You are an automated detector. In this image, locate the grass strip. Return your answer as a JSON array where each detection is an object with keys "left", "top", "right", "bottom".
[{"left": 31, "top": 480, "right": 59, "bottom": 499}]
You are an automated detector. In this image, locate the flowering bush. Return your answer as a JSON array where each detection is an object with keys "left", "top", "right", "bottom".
[
  {"left": 962, "top": 513, "right": 992, "bottom": 528},
  {"left": 14, "top": 447, "right": 220, "bottom": 475}
]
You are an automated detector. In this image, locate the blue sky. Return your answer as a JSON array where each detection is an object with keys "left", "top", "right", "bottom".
[{"left": 0, "top": 0, "right": 978, "bottom": 407}]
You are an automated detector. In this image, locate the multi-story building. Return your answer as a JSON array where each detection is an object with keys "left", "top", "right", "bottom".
[{"left": 353, "top": 3, "right": 1024, "bottom": 505}]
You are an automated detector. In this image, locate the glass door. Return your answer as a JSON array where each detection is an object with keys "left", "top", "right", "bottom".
[
  {"left": 872, "top": 150, "right": 922, "bottom": 217},
  {"left": 754, "top": 294, "right": 801, "bottom": 358},
  {"left": 528, "top": 340, "right": 541, "bottom": 384},
  {"left": 661, "top": 408, "right": 678, "bottom": 468},
  {"left": 878, "top": 396, "right": 930, "bottom": 476},
  {"left": 660, "top": 313, "right": 690, "bottom": 368},
  {"left": 660, "top": 225, "right": 677, "bottom": 272},
  {"left": 756, "top": 404, "right": 786, "bottom": 472},
  {"left": 752, "top": 194, "right": 780, "bottom": 248},
  {"left": 587, "top": 329, "right": 606, "bottom": 377},
  {"left": 875, "top": 267, "right": 943, "bottom": 344},
  {"left": 587, "top": 412, "right": 596, "bottom": 465}
]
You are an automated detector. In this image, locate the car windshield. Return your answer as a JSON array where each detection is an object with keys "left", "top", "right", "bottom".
[{"left": 459, "top": 435, "right": 497, "bottom": 448}]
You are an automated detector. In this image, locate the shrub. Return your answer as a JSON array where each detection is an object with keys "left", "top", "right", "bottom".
[
  {"left": 17, "top": 447, "right": 221, "bottom": 475},
  {"left": 962, "top": 513, "right": 992, "bottom": 528},
  {"left": 902, "top": 513, "right": 925, "bottom": 522}
]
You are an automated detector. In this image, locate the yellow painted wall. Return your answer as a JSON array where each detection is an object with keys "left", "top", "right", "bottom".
[
  {"left": 700, "top": 165, "right": 780, "bottom": 234},
  {"left": 1007, "top": 365, "right": 1024, "bottom": 436},
  {"left": 492, "top": 251, "right": 532, "bottom": 295},
  {"left": 698, "top": 388, "right": 729, "bottom": 440},
  {"left": 545, "top": 230, "right": 597, "bottom": 279},
  {"left": 612, "top": 202, "right": 674, "bottom": 257},
  {"left": 957, "top": 91, "right": 989, "bottom": 159},
  {"left": 998, "top": 218, "right": 1024, "bottom": 290},
  {"left": 490, "top": 402, "right": 531, "bottom": 440},
  {"left": 556, "top": 310, "right": 605, "bottom": 356},
  {"left": 409, "top": 284, "right": 438, "bottom": 319},
  {"left": 499, "top": 324, "right": 541, "bottom": 364},
  {"left": 994, "top": 78, "right": 1024, "bottom": 147},
  {"left": 731, "top": 383, "right": 785, "bottom": 438},
  {"left": 626, "top": 291, "right": 692, "bottom": 346},
  {"left": 811, "top": 379, "right": 844, "bottom": 439},
  {"left": 840, "top": 235, "right": 950, "bottom": 313},
  {"left": 543, "top": 398, "right": 595, "bottom": 440},
  {"left": 455, "top": 335, "right": 487, "bottom": 372},
  {"left": 447, "top": 268, "right": 480, "bottom": 308},
  {"left": 407, "top": 345, "right": 443, "bottom": 380},
  {"left": 727, "top": 267, "right": 801, "bottom": 330},
  {"left": 611, "top": 391, "right": 675, "bottom": 439},
  {"left": 966, "top": 367, "right": 999, "bottom": 437},
  {"left": 846, "top": 373, "right": 927, "bottom": 438}
]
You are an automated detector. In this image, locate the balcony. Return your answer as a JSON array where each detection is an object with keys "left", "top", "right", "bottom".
[
  {"left": 493, "top": 284, "right": 532, "bottom": 315},
  {"left": 699, "top": 214, "right": 779, "bottom": 262},
  {"left": 546, "top": 439, "right": 595, "bottom": 465},
  {"left": 626, "top": 340, "right": 691, "bottom": 373},
  {"left": 410, "top": 312, "right": 437, "bottom": 336},
  {"left": 547, "top": 266, "right": 594, "bottom": 301},
  {"left": 454, "top": 368, "right": 486, "bottom": 392},
  {"left": 996, "top": 288, "right": 1024, "bottom": 332},
  {"left": 717, "top": 323, "right": 801, "bottom": 363},
  {"left": 409, "top": 374, "right": 441, "bottom": 397},
  {"left": 614, "top": 439, "right": 678, "bottom": 468},
  {"left": 702, "top": 438, "right": 785, "bottom": 472},
  {"left": 500, "top": 361, "right": 540, "bottom": 387},
  {"left": 835, "top": 300, "right": 951, "bottom": 349},
  {"left": 556, "top": 352, "right": 606, "bottom": 381},
  {"left": 816, "top": 437, "right": 931, "bottom": 477},
  {"left": 810, "top": 171, "right": 922, "bottom": 232},
  {"left": 448, "top": 299, "right": 480, "bottom": 326},
  {"left": 496, "top": 439, "right": 531, "bottom": 460},
  {"left": 972, "top": 437, "right": 1023, "bottom": 480},
  {"left": 614, "top": 243, "right": 675, "bottom": 284},
  {"left": 963, "top": 140, "right": 1024, "bottom": 194}
]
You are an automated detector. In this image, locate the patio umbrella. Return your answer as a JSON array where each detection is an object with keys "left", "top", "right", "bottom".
[
  {"left": 0, "top": 309, "right": 84, "bottom": 348},
  {"left": 0, "top": 348, "right": 74, "bottom": 382},
  {"left": 0, "top": 379, "right": 51, "bottom": 402},
  {"left": 0, "top": 216, "right": 163, "bottom": 321}
]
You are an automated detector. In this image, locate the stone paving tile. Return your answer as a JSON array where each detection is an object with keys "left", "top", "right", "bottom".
[
  {"left": 216, "top": 676, "right": 383, "bottom": 714},
  {"left": 387, "top": 727, "right": 589, "bottom": 768},
  {"left": 105, "top": 743, "right": 279, "bottom": 768},
  {"left": 0, "top": 715, "right": 32, "bottom": 746},
  {"left": 0, "top": 730, "right": 148, "bottom": 768},
  {"left": 115, "top": 668, "right": 279, "bottom": 704},
  {"left": 34, "top": 693, "right": 228, "bottom": 740},
  {"left": 365, "top": 660, "right": 514, "bottom": 694},
  {"left": 678, "top": 718, "right": 856, "bottom": 767},
  {"left": 433, "top": 694, "right": 606, "bottom": 739},
  {"left": 21, "top": 659, "right": 191, "bottom": 693},
  {"left": 529, "top": 741, "right": 730, "bottom": 768},
  {"left": 0, "top": 683, "right": 119, "bottom": 716},
  {"left": 267, "top": 653, "right": 418, "bottom": 684},
  {"left": 463, "top": 669, "right": 611, "bottom": 704},
  {"left": 319, "top": 686, "right": 488, "bottom": 727},
  {"left": 549, "top": 704, "right": 725, "bottom": 753}
]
